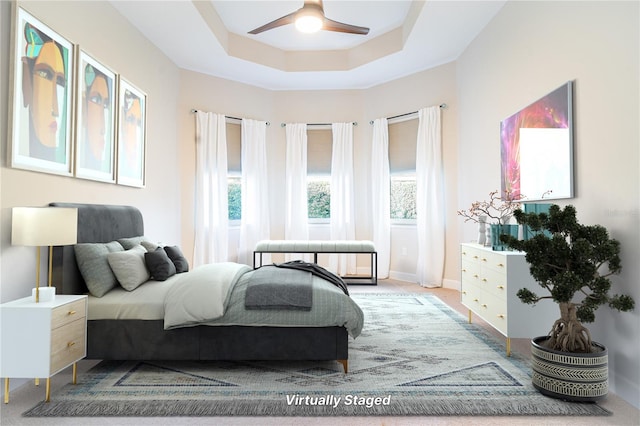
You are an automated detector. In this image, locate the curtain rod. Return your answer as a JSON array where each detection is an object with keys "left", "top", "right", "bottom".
[
  {"left": 369, "top": 104, "right": 447, "bottom": 125},
  {"left": 280, "top": 122, "right": 358, "bottom": 128},
  {"left": 190, "top": 109, "right": 270, "bottom": 126}
]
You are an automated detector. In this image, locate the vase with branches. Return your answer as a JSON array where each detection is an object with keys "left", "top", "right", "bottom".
[{"left": 457, "top": 190, "right": 524, "bottom": 225}]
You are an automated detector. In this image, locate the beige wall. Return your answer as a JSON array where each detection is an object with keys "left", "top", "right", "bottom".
[
  {"left": 456, "top": 0, "right": 639, "bottom": 407},
  {"left": 178, "top": 63, "right": 458, "bottom": 283},
  {"left": 0, "top": 1, "right": 181, "bottom": 302}
]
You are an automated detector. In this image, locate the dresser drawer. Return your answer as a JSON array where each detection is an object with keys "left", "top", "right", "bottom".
[
  {"left": 478, "top": 250, "right": 508, "bottom": 273},
  {"left": 50, "top": 318, "right": 86, "bottom": 374},
  {"left": 461, "top": 283, "right": 481, "bottom": 307},
  {"left": 482, "top": 268, "right": 507, "bottom": 299},
  {"left": 482, "top": 292, "right": 508, "bottom": 335},
  {"left": 469, "top": 290, "right": 507, "bottom": 335},
  {"left": 461, "top": 246, "right": 484, "bottom": 264},
  {"left": 51, "top": 298, "right": 86, "bottom": 330}
]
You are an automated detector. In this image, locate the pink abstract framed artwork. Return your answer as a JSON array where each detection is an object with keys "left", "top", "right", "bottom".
[{"left": 500, "top": 81, "right": 574, "bottom": 201}]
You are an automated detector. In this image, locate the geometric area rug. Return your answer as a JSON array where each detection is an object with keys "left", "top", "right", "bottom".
[{"left": 23, "top": 293, "right": 611, "bottom": 417}]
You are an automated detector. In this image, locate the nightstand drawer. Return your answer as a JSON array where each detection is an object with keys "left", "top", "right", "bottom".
[
  {"left": 50, "top": 319, "right": 86, "bottom": 374},
  {"left": 51, "top": 298, "right": 86, "bottom": 330}
]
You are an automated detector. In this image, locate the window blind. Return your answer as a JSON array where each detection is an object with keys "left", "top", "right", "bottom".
[
  {"left": 389, "top": 119, "right": 418, "bottom": 173},
  {"left": 307, "top": 128, "right": 332, "bottom": 175},
  {"left": 227, "top": 122, "right": 241, "bottom": 173}
]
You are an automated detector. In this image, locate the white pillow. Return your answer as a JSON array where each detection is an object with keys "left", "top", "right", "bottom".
[{"left": 107, "top": 245, "right": 150, "bottom": 291}]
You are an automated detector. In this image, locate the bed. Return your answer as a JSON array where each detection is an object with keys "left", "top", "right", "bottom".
[{"left": 49, "top": 203, "right": 363, "bottom": 373}]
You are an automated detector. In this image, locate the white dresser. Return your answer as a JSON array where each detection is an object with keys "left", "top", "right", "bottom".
[
  {"left": 460, "top": 243, "right": 557, "bottom": 355},
  {"left": 1, "top": 294, "right": 87, "bottom": 402}
]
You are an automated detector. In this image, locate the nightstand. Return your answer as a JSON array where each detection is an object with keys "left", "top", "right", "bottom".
[{"left": 1, "top": 294, "right": 87, "bottom": 403}]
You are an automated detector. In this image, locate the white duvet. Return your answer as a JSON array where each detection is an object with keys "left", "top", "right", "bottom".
[{"left": 163, "top": 262, "right": 251, "bottom": 329}]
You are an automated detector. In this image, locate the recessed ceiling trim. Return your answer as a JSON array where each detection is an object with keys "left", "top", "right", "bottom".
[
  {"left": 192, "top": 0, "right": 228, "bottom": 48},
  {"left": 195, "top": 0, "right": 420, "bottom": 73}
]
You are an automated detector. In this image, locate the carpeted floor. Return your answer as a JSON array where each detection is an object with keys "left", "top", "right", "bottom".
[{"left": 22, "top": 293, "right": 610, "bottom": 418}]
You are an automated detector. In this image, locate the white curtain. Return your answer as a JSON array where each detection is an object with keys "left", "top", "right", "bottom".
[
  {"left": 371, "top": 118, "right": 391, "bottom": 279},
  {"left": 194, "top": 111, "right": 228, "bottom": 266},
  {"left": 238, "top": 118, "right": 270, "bottom": 266},
  {"left": 329, "top": 122, "right": 356, "bottom": 275},
  {"left": 415, "top": 106, "right": 445, "bottom": 287},
  {"left": 284, "top": 124, "right": 309, "bottom": 259}
]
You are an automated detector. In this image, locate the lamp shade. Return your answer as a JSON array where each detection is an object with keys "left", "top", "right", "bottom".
[{"left": 11, "top": 207, "right": 78, "bottom": 247}]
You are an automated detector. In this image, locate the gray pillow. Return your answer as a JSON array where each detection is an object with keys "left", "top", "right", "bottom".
[
  {"left": 118, "top": 236, "right": 158, "bottom": 251},
  {"left": 145, "top": 247, "right": 176, "bottom": 281},
  {"left": 141, "top": 240, "right": 159, "bottom": 252},
  {"left": 164, "top": 246, "right": 189, "bottom": 273},
  {"left": 74, "top": 241, "right": 124, "bottom": 297},
  {"left": 107, "top": 245, "right": 150, "bottom": 291}
]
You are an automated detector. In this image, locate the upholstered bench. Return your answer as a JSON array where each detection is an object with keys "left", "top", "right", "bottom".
[{"left": 253, "top": 240, "right": 377, "bottom": 285}]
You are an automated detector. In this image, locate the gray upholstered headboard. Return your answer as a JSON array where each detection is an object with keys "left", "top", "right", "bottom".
[{"left": 50, "top": 203, "right": 144, "bottom": 295}]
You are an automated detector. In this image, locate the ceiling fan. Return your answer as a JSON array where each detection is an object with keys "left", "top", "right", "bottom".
[{"left": 248, "top": 0, "right": 370, "bottom": 35}]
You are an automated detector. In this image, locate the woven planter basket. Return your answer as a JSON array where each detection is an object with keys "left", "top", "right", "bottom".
[{"left": 531, "top": 336, "right": 608, "bottom": 402}]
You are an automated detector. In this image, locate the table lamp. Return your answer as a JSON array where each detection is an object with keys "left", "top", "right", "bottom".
[{"left": 11, "top": 207, "right": 78, "bottom": 303}]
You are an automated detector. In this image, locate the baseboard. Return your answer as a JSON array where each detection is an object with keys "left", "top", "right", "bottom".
[
  {"left": 389, "top": 270, "right": 416, "bottom": 283},
  {"left": 359, "top": 267, "right": 460, "bottom": 290},
  {"left": 443, "top": 278, "right": 460, "bottom": 290}
]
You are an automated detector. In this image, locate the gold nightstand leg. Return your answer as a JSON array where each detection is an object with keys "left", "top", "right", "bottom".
[
  {"left": 4, "top": 378, "right": 9, "bottom": 404},
  {"left": 35, "top": 378, "right": 39, "bottom": 386},
  {"left": 45, "top": 378, "right": 51, "bottom": 402},
  {"left": 506, "top": 338, "right": 512, "bottom": 357},
  {"left": 72, "top": 363, "right": 77, "bottom": 384},
  {"left": 468, "top": 309, "right": 472, "bottom": 323}
]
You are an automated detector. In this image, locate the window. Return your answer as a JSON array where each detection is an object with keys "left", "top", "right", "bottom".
[
  {"left": 307, "top": 176, "right": 330, "bottom": 218},
  {"left": 390, "top": 174, "right": 416, "bottom": 220},
  {"left": 389, "top": 119, "right": 418, "bottom": 222},
  {"left": 227, "top": 175, "right": 241, "bottom": 220},
  {"left": 307, "top": 128, "right": 332, "bottom": 220},
  {"left": 227, "top": 122, "right": 241, "bottom": 221}
]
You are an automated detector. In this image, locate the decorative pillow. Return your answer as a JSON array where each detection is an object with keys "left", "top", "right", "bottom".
[
  {"left": 164, "top": 246, "right": 189, "bottom": 273},
  {"left": 118, "top": 236, "right": 158, "bottom": 251},
  {"left": 145, "top": 247, "right": 176, "bottom": 281},
  {"left": 107, "top": 245, "right": 150, "bottom": 291},
  {"left": 74, "top": 241, "right": 124, "bottom": 297},
  {"left": 141, "top": 240, "right": 159, "bottom": 252}
]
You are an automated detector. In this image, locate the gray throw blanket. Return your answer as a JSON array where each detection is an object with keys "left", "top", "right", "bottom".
[
  {"left": 245, "top": 266, "right": 312, "bottom": 311},
  {"left": 274, "top": 260, "right": 349, "bottom": 295}
]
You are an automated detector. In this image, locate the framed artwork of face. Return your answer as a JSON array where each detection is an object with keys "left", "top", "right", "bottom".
[
  {"left": 10, "top": 7, "right": 74, "bottom": 176},
  {"left": 116, "top": 78, "right": 146, "bottom": 187},
  {"left": 75, "top": 50, "right": 116, "bottom": 182}
]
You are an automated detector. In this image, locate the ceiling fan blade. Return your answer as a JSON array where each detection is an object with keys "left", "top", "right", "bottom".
[
  {"left": 323, "top": 17, "right": 369, "bottom": 35},
  {"left": 248, "top": 12, "right": 296, "bottom": 35}
]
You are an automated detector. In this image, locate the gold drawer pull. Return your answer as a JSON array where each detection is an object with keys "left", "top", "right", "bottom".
[
  {"left": 473, "top": 298, "right": 479, "bottom": 302},
  {"left": 473, "top": 274, "right": 479, "bottom": 278},
  {"left": 462, "top": 251, "right": 467, "bottom": 255},
  {"left": 462, "top": 291, "right": 467, "bottom": 295},
  {"left": 67, "top": 341, "right": 76, "bottom": 348},
  {"left": 497, "top": 314, "right": 505, "bottom": 319},
  {"left": 481, "top": 304, "right": 487, "bottom": 308},
  {"left": 462, "top": 269, "right": 467, "bottom": 272},
  {"left": 473, "top": 255, "right": 479, "bottom": 259},
  {"left": 497, "top": 263, "right": 505, "bottom": 267},
  {"left": 481, "top": 258, "right": 487, "bottom": 262},
  {"left": 67, "top": 310, "right": 77, "bottom": 316},
  {"left": 497, "top": 285, "right": 505, "bottom": 290},
  {"left": 482, "top": 278, "right": 487, "bottom": 282}
]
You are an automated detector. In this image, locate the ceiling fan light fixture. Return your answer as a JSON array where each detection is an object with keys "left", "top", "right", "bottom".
[{"left": 295, "top": 9, "right": 323, "bottom": 33}]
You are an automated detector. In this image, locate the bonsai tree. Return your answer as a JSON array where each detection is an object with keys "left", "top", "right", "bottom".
[{"left": 500, "top": 204, "right": 634, "bottom": 353}]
